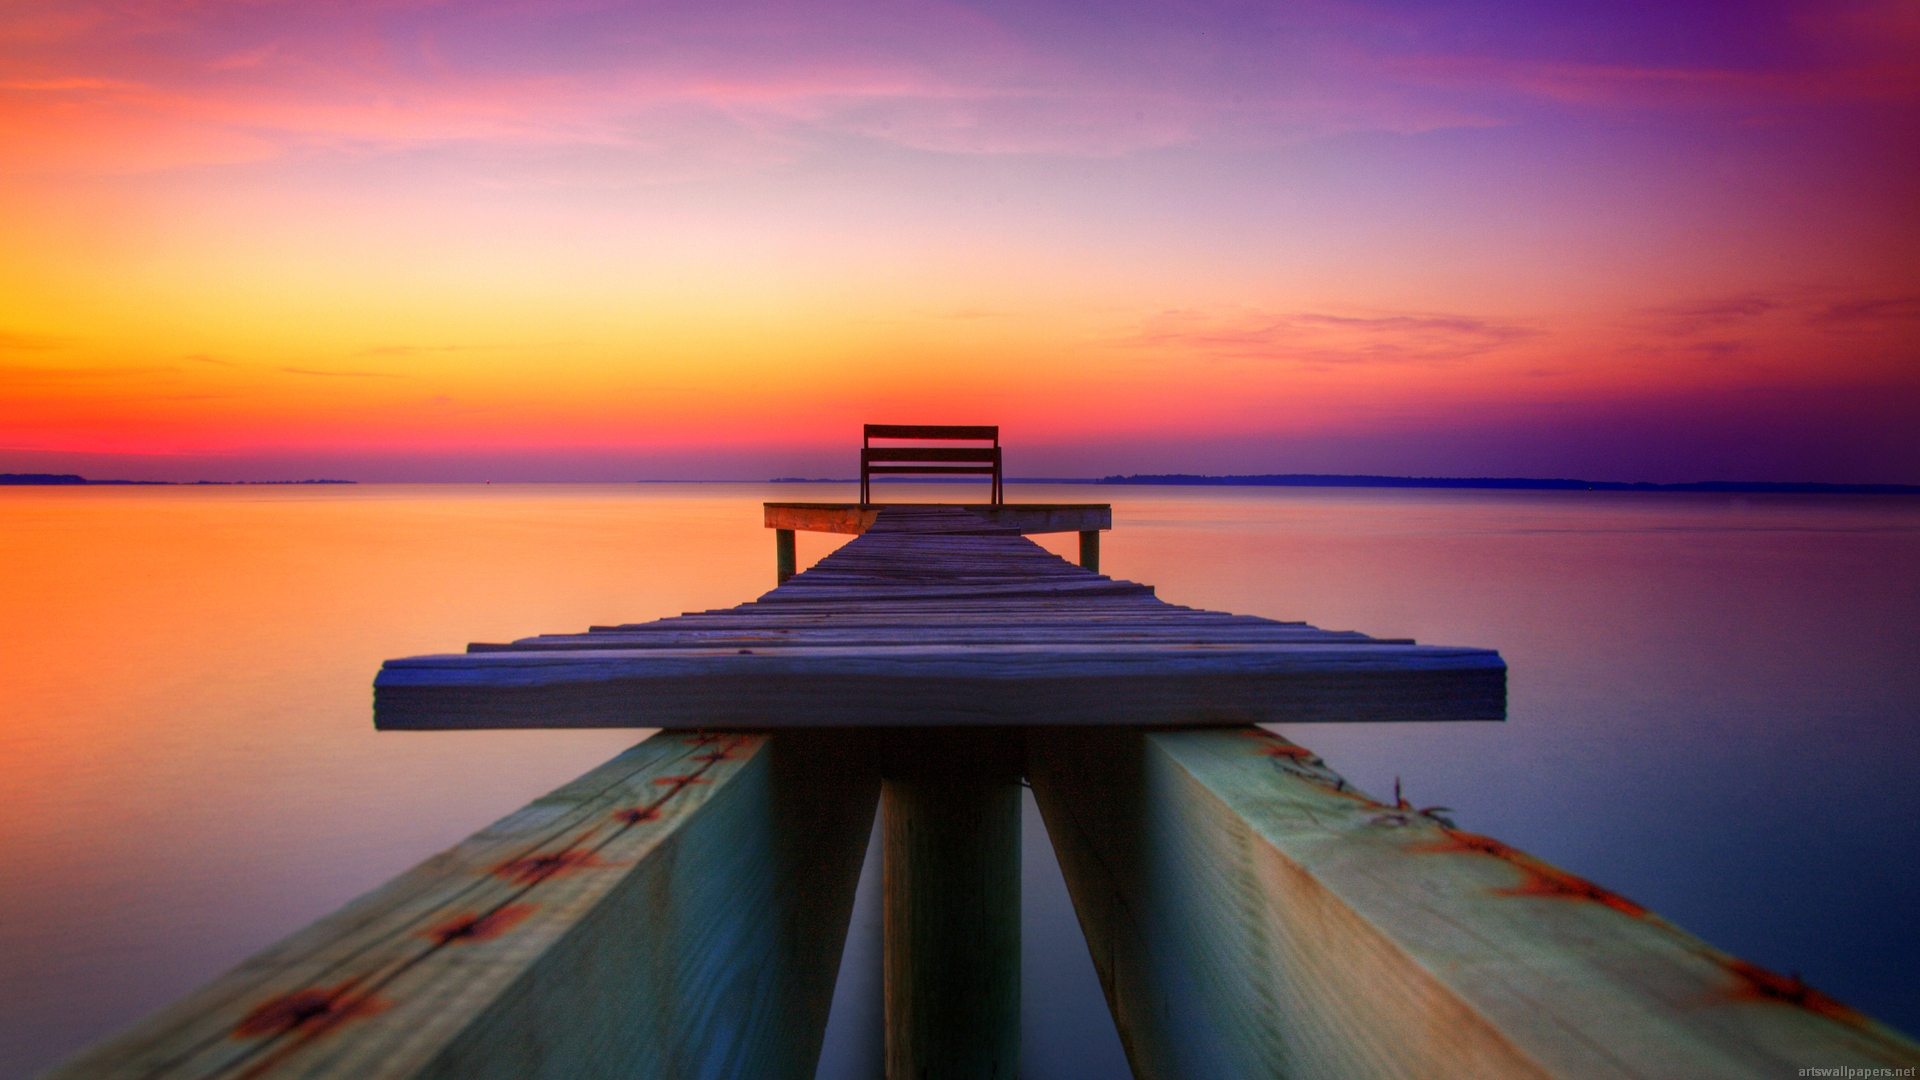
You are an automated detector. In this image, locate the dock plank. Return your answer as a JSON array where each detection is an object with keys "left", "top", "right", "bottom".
[{"left": 376, "top": 506, "right": 1504, "bottom": 730}]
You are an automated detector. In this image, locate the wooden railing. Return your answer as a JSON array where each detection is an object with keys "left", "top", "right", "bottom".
[
  {"left": 47, "top": 732, "right": 878, "bottom": 1080},
  {"left": 47, "top": 727, "right": 1920, "bottom": 1079},
  {"left": 1029, "top": 727, "right": 1920, "bottom": 1078}
]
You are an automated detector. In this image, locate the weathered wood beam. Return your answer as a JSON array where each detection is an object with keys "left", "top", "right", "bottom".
[
  {"left": 880, "top": 730, "right": 1023, "bottom": 1080},
  {"left": 776, "top": 528, "right": 797, "bottom": 584},
  {"left": 474, "top": 626, "right": 1408, "bottom": 652},
  {"left": 962, "top": 504, "right": 1109, "bottom": 534},
  {"left": 47, "top": 731, "right": 879, "bottom": 1080},
  {"left": 1027, "top": 726, "right": 1920, "bottom": 1080},
  {"left": 864, "top": 424, "right": 998, "bottom": 441},
  {"left": 764, "top": 503, "right": 880, "bottom": 536},
  {"left": 374, "top": 644, "right": 1505, "bottom": 730},
  {"left": 762, "top": 503, "right": 1111, "bottom": 536},
  {"left": 1078, "top": 529, "right": 1099, "bottom": 573}
]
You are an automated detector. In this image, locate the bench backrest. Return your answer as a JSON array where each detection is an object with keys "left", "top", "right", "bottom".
[{"left": 861, "top": 425, "right": 1002, "bottom": 504}]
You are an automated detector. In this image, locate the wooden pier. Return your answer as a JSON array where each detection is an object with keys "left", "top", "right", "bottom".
[
  {"left": 376, "top": 505, "right": 1501, "bottom": 730},
  {"left": 762, "top": 501, "right": 1112, "bottom": 578},
  {"left": 46, "top": 504, "right": 1920, "bottom": 1080}
]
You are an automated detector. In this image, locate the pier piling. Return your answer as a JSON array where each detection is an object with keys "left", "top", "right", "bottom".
[
  {"left": 881, "top": 729, "right": 1023, "bottom": 1080},
  {"left": 776, "top": 527, "right": 797, "bottom": 584}
]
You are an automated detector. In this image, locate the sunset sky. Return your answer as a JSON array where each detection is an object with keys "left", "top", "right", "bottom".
[{"left": 3, "top": 0, "right": 1916, "bottom": 482}]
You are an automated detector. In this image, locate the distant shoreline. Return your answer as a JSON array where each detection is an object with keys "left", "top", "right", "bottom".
[
  {"left": 771, "top": 474, "right": 1920, "bottom": 494},
  {"left": 0, "top": 474, "right": 356, "bottom": 486},
  {"left": 1089, "top": 474, "right": 1920, "bottom": 495},
  {"left": 6, "top": 473, "right": 1912, "bottom": 494}
]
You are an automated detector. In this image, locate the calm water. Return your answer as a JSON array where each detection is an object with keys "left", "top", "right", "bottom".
[{"left": 4, "top": 483, "right": 1917, "bottom": 1077}]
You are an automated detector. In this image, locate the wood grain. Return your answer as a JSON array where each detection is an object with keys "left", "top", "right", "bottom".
[
  {"left": 377, "top": 506, "right": 1504, "bottom": 730},
  {"left": 860, "top": 434, "right": 1003, "bottom": 504},
  {"left": 775, "top": 528, "right": 796, "bottom": 585},
  {"left": 46, "top": 731, "right": 879, "bottom": 1080},
  {"left": 864, "top": 425, "right": 998, "bottom": 442},
  {"left": 763, "top": 503, "right": 1111, "bottom": 536},
  {"left": 1027, "top": 726, "right": 1920, "bottom": 1080},
  {"left": 880, "top": 730, "right": 1023, "bottom": 1080}
]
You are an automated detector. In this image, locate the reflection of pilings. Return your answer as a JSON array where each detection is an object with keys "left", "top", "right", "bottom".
[
  {"left": 776, "top": 528, "right": 797, "bottom": 584},
  {"left": 882, "top": 729, "right": 1022, "bottom": 1080}
]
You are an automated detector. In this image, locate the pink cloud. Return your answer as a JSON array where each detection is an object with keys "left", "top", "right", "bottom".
[
  {"left": 0, "top": 0, "right": 1590, "bottom": 175},
  {"left": 1390, "top": 54, "right": 1920, "bottom": 110},
  {"left": 1132, "top": 306, "right": 1540, "bottom": 368}
]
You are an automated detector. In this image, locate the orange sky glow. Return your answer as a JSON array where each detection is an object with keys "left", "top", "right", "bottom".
[{"left": 3, "top": 0, "right": 1917, "bottom": 481}]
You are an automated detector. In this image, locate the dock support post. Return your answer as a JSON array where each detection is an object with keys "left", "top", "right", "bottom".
[
  {"left": 882, "top": 730, "right": 1021, "bottom": 1080},
  {"left": 1078, "top": 529, "right": 1100, "bottom": 573},
  {"left": 776, "top": 527, "right": 797, "bottom": 583}
]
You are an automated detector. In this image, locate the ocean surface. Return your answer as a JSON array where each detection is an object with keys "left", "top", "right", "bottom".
[{"left": 4, "top": 482, "right": 1917, "bottom": 1078}]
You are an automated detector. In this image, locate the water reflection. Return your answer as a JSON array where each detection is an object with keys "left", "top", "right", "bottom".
[{"left": 2, "top": 483, "right": 1914, "bottom": 1078}]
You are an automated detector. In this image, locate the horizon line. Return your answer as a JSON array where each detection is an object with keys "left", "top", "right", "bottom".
[{"left": 7, "top": 472, "right": 1919, "bottom": 494}]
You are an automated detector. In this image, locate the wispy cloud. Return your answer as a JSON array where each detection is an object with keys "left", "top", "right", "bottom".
[
  {"left": 1, "top": 362, "right": 180, "bottom": 383},
  {"left": 26, "top": 0, "right": 1906, "bottom": 177},
  {"left": 1132, "top": 307, "right": 1538, "bottom": 366},
  {"left": 0, "top": 331, "right": 68, "bottom": 351},
  {"left": 352, "top": 344, "right": 479, "bottom": 357},
  {"left": 1632, "top": 289, "right": 1920, "bottom": 342},
  {"left": 1608, "top": 286, "right": 1920, "bottom": 371},
  {"left": 0, "top": 76, "right": 139, "bottom": 91},
  {"left": 1390, "top": 57, "right": 1920, "bottom": 111},
  {"left": 278, "top": 366, "right": 405, "bottom": 378},
  {"left": 1641, "top": 294, "right": 1784, "bottom": 336},
  {"left": 208, "top": 44, "right": 279, "bottom": 72},
  {"left": 1815, "top": 294, "right": 1920, "bottom": 324}
]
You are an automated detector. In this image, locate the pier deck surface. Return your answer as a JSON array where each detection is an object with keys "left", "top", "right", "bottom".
[
  {"left": 376, "top": 505, "right": 1504, "bottom": 730},
  {"left": 762, "top": 501, "right": 1110, "bottom": 535}
]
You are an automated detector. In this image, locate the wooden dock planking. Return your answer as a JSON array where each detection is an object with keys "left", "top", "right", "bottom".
[
  {"left": 46, "top": 731, "right": 878, "bottom": 1080},
  {"left": 374, "top": 648, "right": 1502, "bottom": 729},
  {"left": 376, "top": 506, "right": 1505, "bottom": 730},
  {"left": 1028, "top": 726, "right": 1920, "bottom": 1080},
  {"left": 764, "top": 502, "right": 1110, "bottom": 536},
  {"left": 468, "top": 629, "right": 1412, "bottom": 650}
]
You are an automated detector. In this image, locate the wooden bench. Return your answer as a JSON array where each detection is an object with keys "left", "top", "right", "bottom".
[{"left": 860, "top": 424, "right": 1002, "bottom": 505}]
